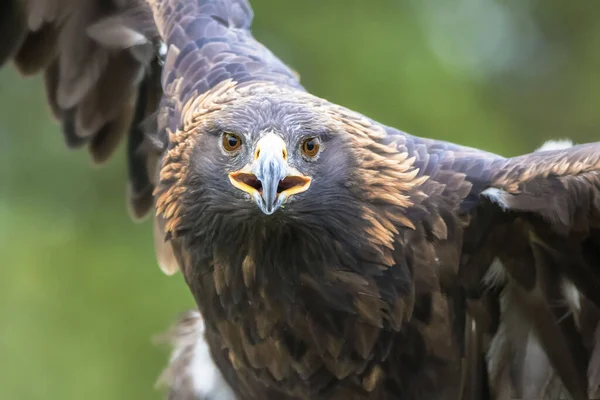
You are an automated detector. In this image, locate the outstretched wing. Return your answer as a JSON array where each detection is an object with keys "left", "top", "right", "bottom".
[
  {"left": 2, "top": 1, "right": 303, "bottom": 398},
  {"left": 1, "top": 0, "right": 161, "bottom": 219},
  {"left": 371, "top": 126, "right": 600, "bottom": 399},
  {"left": 1, "top": 0, "right": 302, "bottom": 276},
  {"left": 457, "top": 141, "right": 600, "bottom": 400}
]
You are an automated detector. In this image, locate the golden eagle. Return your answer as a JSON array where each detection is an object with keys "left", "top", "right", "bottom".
[{"left": 3, "top": 1, "right": 600, "bottom": 399}]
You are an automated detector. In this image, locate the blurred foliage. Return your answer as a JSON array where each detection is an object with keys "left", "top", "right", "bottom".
[{"left": 0, "top": 0, "right": 599, "bottom": 399}]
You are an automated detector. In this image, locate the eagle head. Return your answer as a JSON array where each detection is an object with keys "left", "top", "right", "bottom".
[
  {"left": 182, "top": 91, "right": 356, "bottom": 222},
  {"left": 155, "top": 84, "right": 415, "bottom": 262}
]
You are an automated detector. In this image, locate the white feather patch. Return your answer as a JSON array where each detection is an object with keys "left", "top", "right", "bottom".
[
  {"left": 481, "top": 187, "right": 510, "bottom": 211},
  {"left": 189, "top": 317, "right": 237, "bottom": 400},
  {"left": 158, "top": 311, "right": 237, "bottom": 399},
  {"left": 87, "top": 23, "right": 149, "bottom": 49},
  {"left": 560, "top": 279, "right": 581, "bottom": 314},
  {"left": 483, "top": 257, "right": 507, "bottom": 289},
  {"left": 535, "top": 139, "right": 574, "bottom": 152},
  {"left": 153, "top": 216, "right": 179, "bottom": 276}
]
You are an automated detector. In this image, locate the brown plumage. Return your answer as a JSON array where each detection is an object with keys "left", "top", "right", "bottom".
[{"left": 3, "top": 1, "right": 600, "bottom": 399}]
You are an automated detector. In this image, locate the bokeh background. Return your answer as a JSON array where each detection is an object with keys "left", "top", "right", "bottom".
[{"left": 1, "top": 0, "right": 599, "bottom": 399}]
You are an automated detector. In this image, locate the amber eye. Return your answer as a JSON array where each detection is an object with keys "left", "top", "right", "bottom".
[
  {"left": 222, "top": 133, "right": 242, "bottom": 152},
  {"left": 301, "top": 137, "right": 320, "bottom": 157}
]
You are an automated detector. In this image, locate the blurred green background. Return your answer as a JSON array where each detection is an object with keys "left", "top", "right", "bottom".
[{"left": 1, "top": 0, "right": 599, "bottom": 399}]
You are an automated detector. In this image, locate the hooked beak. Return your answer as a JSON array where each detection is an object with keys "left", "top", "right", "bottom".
[{"left": 228, "top": 134, "right": 311, "bottom": 214}]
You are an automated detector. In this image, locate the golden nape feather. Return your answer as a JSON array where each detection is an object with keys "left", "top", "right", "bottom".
[{"left": 3, "top": 0, "right": 600, "bottom": 399}]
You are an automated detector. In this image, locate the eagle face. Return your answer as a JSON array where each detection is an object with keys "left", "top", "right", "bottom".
[
  {"left": 227, "top": 131, "right": 312, "bottom": 215},
  {"left": 188, "top": 94, "right": 356, "bottom": 220}
]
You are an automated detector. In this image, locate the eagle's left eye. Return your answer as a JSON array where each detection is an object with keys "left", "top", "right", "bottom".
[
  {"left": 222, "top": 133, "right": 242, "bottom": 152},
  {"left": 301, "top": 137, "right": 320, "bottom": 158}
]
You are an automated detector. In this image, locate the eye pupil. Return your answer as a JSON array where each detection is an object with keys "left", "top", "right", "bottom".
[
  {"left": 228, "top": 136, "right": 238, "bottom": 147},
  {"left": 306, "top": 140, "right": 315, "bottom": 151}
]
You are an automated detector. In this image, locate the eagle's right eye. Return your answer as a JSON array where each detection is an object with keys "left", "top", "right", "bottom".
[{"left": 222, "top": 133, "right": 242, "bottom": 152}]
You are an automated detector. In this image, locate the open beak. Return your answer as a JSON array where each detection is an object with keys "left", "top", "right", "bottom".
[{"left": 228, "top": 133, "right": 311, "bottom": 215}]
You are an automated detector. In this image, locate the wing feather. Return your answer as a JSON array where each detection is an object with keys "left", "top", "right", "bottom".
[
  {"left": 14, "top": 23, "right": 59, "bottom": 75},
  {"left": 1, "top": 0, "right": 161, "bottom": 219},
  {"left": 0, "top": 1, "right": 27, "bottom": 67},
  {"left": 387, "top": 134, "right": 600, "bottom": 399},
  {"left": 455, "top": 141, "right": 600, "bottom": 399}
]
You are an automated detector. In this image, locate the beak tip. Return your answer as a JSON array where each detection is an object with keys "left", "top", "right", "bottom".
[
  {"left": 258, "top": 203, "right": 276, "bottom": 215},
  {"left": 256, "top": 194, "right": 287, "bottom": 215}
]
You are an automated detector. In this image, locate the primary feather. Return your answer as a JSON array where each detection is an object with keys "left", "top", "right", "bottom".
[{"left": 3, "top": 1, "right": 600, "bottom": 399}]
